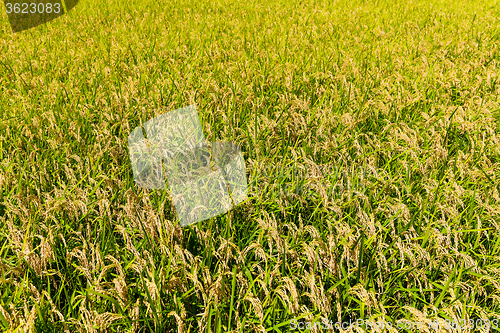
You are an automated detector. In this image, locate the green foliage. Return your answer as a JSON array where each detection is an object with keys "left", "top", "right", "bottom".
[{"left": 0, "top": 0, "right": 500, "bottom": 331}]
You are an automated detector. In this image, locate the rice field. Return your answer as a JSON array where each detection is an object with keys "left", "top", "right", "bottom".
[{"left": 1, "top": 0, "right": 500, "bottom": 331}]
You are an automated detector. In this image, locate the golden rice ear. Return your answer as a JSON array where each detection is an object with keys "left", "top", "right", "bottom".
[
  {"left": 5, "top": 0, "right": 79, "bottom": 33},
  {"left": 211, "top": 141, "right": 249, "bottom": 206}
]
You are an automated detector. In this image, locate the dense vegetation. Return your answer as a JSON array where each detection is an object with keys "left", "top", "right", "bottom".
[{"left": 1, "top": 0, "right": 500, "bottom": 331}]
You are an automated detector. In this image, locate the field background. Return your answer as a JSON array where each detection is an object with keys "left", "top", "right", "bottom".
[{"left": 1, "top": 0, "right": 500, "bottom": 332}]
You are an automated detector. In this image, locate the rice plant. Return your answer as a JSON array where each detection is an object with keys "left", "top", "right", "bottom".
[{"left": 0, "top": 0, "right": 499, "bottom": 332}]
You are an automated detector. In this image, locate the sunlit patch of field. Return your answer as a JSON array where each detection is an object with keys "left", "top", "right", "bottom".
[{"left": 0, "top": 0, "right": 500, "bottom": 331}]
